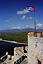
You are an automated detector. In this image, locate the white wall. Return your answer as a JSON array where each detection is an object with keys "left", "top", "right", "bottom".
[{"left": 28, "top": 35, "right": 43, "bottom": 64}]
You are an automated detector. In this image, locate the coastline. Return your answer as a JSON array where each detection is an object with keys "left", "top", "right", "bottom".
[
  {"left": 0, "top": 40, "right": 17, "bottom": 43},
  {"left": 0, "top": 38, "right": 27, "bottom": 45}
]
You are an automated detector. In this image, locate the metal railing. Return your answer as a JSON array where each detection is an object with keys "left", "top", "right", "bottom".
[{"left": 14, "top": 56, "right": 27, "bottom": 64}]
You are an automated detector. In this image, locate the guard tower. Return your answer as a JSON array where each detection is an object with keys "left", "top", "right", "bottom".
[
  {"left": 28, "top": 32, "right": 43, "bottom": 64},
  {"left": 28, "top": 32, "right": 42, "bottom": 37}
]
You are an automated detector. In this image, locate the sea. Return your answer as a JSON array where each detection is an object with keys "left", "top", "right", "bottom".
[{"left": 0, "top": 41, "right": 27, "bottom": 58}]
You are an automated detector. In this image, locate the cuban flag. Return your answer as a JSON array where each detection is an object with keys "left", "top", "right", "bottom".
[{"left": 26, "top": 6, "right": 35, "bottom": 11}]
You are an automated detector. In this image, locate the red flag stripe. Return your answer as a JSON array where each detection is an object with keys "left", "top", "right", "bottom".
[{"left": 31, "top": 7, "right": 35, "bottom": 11}]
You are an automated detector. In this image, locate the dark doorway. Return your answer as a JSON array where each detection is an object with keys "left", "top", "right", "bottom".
[{"left": 38, "top": 60, "right": 41, "bottom": 64}]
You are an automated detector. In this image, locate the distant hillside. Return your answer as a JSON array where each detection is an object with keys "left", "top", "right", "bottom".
[
  {"left": 0, "top": 32, "right": 28, "bottom": 43},
  {"left": 0, "top": 28, "right": 43, "bottom": 33}
]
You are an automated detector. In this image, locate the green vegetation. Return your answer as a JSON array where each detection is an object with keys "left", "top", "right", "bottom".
[{"left": 0, "top": 32, "right": 28, "bottom": 43}]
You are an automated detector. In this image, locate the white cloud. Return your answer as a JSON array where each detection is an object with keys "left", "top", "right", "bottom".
[
  {"left": 5, "top": 17, "right": 13, "bottom": 22},
  {"left": 21, "top": 15, "right": 26, "bottom": 19},
  {"left": 17, "top": 9, "right": 30, "bottom": 15},
  {"left": 29, "top": 17, "right": 32, "bottom": 19},
  {"left": 10, "top": 18, "right": 13, "bottom": 20},
  {"left": 37, "top": 23, "right": 42, "bottom": 27},
  {"left": 11, "top": 23, "right": 43, "bottom": 30},
  {"left": 11, "top": 27, "right": 21, "bottom": 29},
  {"left": 33, "top": 17, "right": 39, "bottom": 22},
  {"left": 11, "top": 25, "right": 35, "bottom": 30},
  {"left": 26, "top": 17, "right": 32, "bottom": 20},
  {"left": 25, "top": 25, "right": 34, "bottom": 28},
  {"left": 5, "top": 20, "right": 10, "bottom": 22},
  {"left": 25, "top": 25, "right": 28, "bottom": 28},
  {"left": 29, "top": 25, "right": 34, "bottom": 28}
]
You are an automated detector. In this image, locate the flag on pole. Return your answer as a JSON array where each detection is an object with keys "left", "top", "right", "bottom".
[{"left": 26, "top": 6, "right": 35, "bottom": 11}]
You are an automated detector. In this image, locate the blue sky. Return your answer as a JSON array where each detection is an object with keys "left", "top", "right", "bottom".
[{"left": 0, "top": 0, "right": 43, "bottom": 30}]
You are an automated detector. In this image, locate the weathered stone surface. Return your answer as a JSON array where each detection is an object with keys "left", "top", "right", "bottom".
[{"left": 28, "top": 34, "right": 43, "bottom": 64}]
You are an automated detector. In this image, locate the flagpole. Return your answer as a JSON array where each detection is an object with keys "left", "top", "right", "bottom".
[
  {"left": 34, "top": 11, "right": 37, "bottom": 37},
  {"left": 26, "top": 6, "right": 37, "bottom": 37}
]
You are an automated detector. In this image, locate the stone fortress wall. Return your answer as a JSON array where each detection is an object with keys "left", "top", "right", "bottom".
[{"left": 28, "top": 32, "right": 43, "bottom": 64}]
